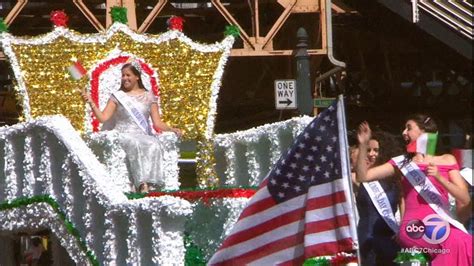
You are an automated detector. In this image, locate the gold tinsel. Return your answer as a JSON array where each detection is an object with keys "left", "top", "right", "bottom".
[
  {"left": 12, "top": 33, "right": 222, "bottom": 139},
  {"left": 8, "top": 28, "right": 229, "bottom": 187},
  {"left": 196, "top": 138, "right": 219, "bottom": 187}
]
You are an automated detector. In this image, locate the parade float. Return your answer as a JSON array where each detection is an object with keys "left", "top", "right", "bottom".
[{"left": 0, "top": 9, "right": 325, "bottom": 265}]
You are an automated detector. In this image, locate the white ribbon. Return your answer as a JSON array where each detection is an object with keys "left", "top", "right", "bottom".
[
  {"left": 393, "top": 155, "right": 467, "bottom": 233},
  {"left": 113, "top": 91, "right": 151, "bottom": 135},
  {"left": 362, "top": 181, "right": 399, "bottom": 233}
]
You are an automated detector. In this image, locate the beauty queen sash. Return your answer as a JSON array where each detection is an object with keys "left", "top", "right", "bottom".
[
  {"left": 362, "top": 181, "right": 399, "bottom": 233},
  {"left": 392, "top": 155, "right": 468, "bottom": 233},
  {"left": 113, "top": 91, "right": 151, "bottom": 135}
]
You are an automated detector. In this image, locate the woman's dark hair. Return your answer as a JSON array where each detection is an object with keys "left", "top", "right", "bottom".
[
  {"left": 120, "top": 63, "right": 146, "bottom": 90},
  {"left": 370, "top": 131, "right": 403, "bottom": 166},
  {"left": 371, "top": 130, "right": 403, "bottom": 189},
  {"left": 405, "top": 113, "right": 438, "bottom": 133}
]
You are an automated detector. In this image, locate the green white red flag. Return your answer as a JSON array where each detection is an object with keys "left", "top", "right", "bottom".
[
  {"left": 67, "top": 61, "right": 87, "bottom": 80},
  {"left": 406, "top": 132, "right": 437, "bottom": 155}
]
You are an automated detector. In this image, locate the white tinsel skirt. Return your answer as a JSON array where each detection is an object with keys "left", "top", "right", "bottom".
[{"left": 119, "top": 132, "right": 164, "bottom": 187}]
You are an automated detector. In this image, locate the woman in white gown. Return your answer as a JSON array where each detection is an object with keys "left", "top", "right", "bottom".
[{"left": 81, "top": 62, "right": 182, "bottom": 192}]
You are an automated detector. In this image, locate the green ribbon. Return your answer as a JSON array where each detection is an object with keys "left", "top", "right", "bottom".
[
  {"left": 0, "top": 195, "right": 99, "bottom": 265},
  {"left": 110, "top": 6, "right": 128, "bottom": 24},
  {"left": 0, "top": 18, "right": 8, "bottom": 33},
  {"left": 224, "top": 25, "right": 240, "bottom": 37}
]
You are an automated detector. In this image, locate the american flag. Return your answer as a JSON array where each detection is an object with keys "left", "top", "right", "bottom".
[{"left": 209, "top": 99, "right": 357, "bottom": 265}]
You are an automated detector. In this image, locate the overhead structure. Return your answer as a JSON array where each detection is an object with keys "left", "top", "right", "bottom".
[
  {"left": 378, "top": 0, "right": 473, "bottom": 59},
  {"left": 0, "top": 0, "right": 353, "bottom": 57}
]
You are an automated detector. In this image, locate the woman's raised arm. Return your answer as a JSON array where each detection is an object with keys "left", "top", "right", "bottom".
[
  {"left": 355, "top": 122, "right": 396, "bottom": 182},
  {"left": 80, "top": 88, "right": 117, "bottom": 123}
]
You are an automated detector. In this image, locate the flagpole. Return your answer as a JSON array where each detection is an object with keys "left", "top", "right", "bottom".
[{"left": 336, "top": 94, "right": 361, "bottom": 265}]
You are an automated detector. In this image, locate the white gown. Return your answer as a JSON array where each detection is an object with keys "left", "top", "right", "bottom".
[{"left": 107, "top": 90, "right": 164, "bottom": 187}]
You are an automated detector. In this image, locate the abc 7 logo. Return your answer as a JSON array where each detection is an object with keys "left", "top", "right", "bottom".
[{"left": 405, "top": 214, "right": 450, "bottom": 244}]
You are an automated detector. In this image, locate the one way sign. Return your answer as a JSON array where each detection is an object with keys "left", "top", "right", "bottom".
[{"left": 275, "top": 79, "right": 297, "bottom": 110}]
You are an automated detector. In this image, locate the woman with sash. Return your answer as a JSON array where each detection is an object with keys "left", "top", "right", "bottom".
[
  {"left": 356, "top": 114, "right": 472, "bottom": 265},
  {"left": 352, "top": 132, "right": 402, "bottom": 265},
  {"left": 81, "top": 62, "right": 182, "bottom": 193}
]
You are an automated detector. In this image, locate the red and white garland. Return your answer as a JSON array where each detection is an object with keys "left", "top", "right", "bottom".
[{"left": 88, "top": 52, "right": 160, "bottom": 132}]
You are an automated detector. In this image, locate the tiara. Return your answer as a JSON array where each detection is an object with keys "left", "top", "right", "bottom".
[{"left": 126, "top": 57, "right": 142, "bottom": 73}]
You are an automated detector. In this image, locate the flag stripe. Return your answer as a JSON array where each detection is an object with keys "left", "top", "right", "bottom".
[
  {"left": 212, "top": 220, "right": 303, "bottom": 263},
  {"left": 67, "top": 61, "right": 87, "bottom": 80},
  {"left": 213, "top": 192, "right": 352, "bottom": 263},
  {"left": 246, "top": 185, "right": 272, "bottom": 203},
  {"left": 229, "top": 191, "right": 306, "bottom": 235},
  {"left": 306, "top": 190, "right": 347, "bottom": 210},
  {"left": 229, "top": 186, "right": 346, "bottom": 239},
  {"left": 238, "top": 195, "right": 275, "bottom": 220},
  {"left": 74, "top": 61, "right": 87, "bottom": 75},
  {"left": 250, "top": 245, "right": 305, "bottom": 266},
  {"left": 215, "top": 231, "right": 305, "bottom": 266},
  {"left": 416, "top": 133, "right": 428, "bottom": 155},
  {"left": 277, "top": 254, "right": 306, "bottom": 266},
  {"left": 305, "top": 225, "right": 352, "bottom": 245},
  {"left": 221, "top": 197, "right": 349, "bottom": 250},
  {"left": 259, "top": 177, "right": 269, "bottom": 188},
  {"left": 222, "top": 201, "right": 349, "bottom": 250},
  {"left": 427, "top": 133, "right": 437, "bottom": 155},
  {"left": 220, "top": 206, "right": 306, "bottom": 249},
  {"left": 411, "top": 133, "right": 438, "bottom": 155},
  {"left": 307, "top": 178, "right": 346, "bottom": 197},
  {"left": 305, "top": 214, "right": 350, "bottom": 234},
  {"left": 305, "top": 203, "right": 350, "bottom": 223},
  {"left": 304, "top": 238, "right": 354, "bottom": 257}
]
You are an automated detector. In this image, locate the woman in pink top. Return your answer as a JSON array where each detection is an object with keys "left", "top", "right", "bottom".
[{"left": 355, "top": 114, "right": 471, "bottom": 265}]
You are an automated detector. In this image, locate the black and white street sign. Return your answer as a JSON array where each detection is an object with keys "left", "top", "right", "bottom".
[{"left": 275, "top": 79, "right": 297, "bottom": 110}]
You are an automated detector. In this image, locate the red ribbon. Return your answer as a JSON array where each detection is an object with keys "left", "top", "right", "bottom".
[
  {"left": 89, "top": 56, "right": 160, "bottom": 132},
  {"left": 147, "top": 188, "right": 256, "bottom": 203}
]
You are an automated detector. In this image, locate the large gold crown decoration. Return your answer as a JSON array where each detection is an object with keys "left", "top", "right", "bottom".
[{"left": 0, "top": 11, "right": 237, "bottom": 186}]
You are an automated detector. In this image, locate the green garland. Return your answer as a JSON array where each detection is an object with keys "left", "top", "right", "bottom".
[
  {"left": 184, "top": 233, "right": 206, "bottom": 265},
  {"left": 2, "top": 191, "right": 258, "bottom": 265},
  {"left": 224, "top": 25, "right": 240, "bottom": 37},
  {"left": 0, "top": 195, "right": 99, "bottom": 265},
  {"left": 394, "top": 250, "right": 430, "bottom": 264},
  {"left": 2, "top": 189, "right": 260, "bottom": 264},
  {"left": 109, "top": 6, "right": 128, "bottom": 24},
  {"left": 303, "top": 257, "right": 331, "bottom": 266},
  {"left": 0, "top": 18, "right": 9, "bottom": 33}
]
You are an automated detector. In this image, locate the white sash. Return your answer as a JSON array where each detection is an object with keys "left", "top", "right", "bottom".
[
  {"left": 459, "top": 167, "right": 472, "bottom": 186},
  {"left": 393, "top": 155, "right": 467, "bottom": 233},
  {"left": 113, "top": 91, "right": 151, "bottom": 135},
  {"left": 362, "top": 181, "right": 399, "bottom": 233}
]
